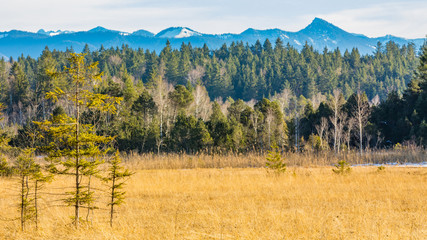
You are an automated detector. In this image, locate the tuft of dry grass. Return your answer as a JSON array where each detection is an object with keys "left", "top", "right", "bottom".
[{"left": 0, "top": 163, "right": 426, "bottom": 239}]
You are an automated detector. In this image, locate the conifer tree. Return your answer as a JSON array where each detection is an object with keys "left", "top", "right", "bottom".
[
  {"left": 168, "top": 85, "right": 194, "bottom": 119},
  {"left": 170, "top": 112, "right": 212, "bottom": 153},
  {"left": 36, "top": 47, "right": 58, "bottom": 120},
  {"left": 122, "top": 70, "right": 137, "bottom": 105},
  {"left": 9, "top": 62, "right": 30, "bottom": 124},
  {"left": 35, "top": 53, "right": 122, "bottom": 228},
  {"left": 31, "top": 161, "right": 52, "bottom": 230},
  {"left": 9, "top": 62, "right": 30, "bottom": 106},
  {"left": 0, "top": 103, "right": 10, "bottom": 176},
  {"left": 0, "top": 103, "right": 10, "bottom": 154},
  {"left": 13, "top": 149, "right": 38, "bottom": 231},
  {"left": 207, "top": 102, "right": 231, "bottom": 151},
  {"left": 104, "top": 151, "right": 132, "bottom": 227},
  {"left": 0, "top": 59, "right": 10, "bottom": 105}
]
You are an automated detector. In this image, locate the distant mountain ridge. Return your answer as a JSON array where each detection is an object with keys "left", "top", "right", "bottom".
[{"left": 0, "top": 18, "right": 424, "bottom": 58}]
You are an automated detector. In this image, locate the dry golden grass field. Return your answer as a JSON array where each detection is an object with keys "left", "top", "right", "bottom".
[{"left": 0, "top": 153, "right": 426, "bottom": 239}]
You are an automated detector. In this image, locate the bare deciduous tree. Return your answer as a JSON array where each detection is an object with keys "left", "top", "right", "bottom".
[
  {"left": 192, "top": 84, "right": 211, "bottom": 121},
  {"left": 151, "top": 75, "right": 173, "bottom": 153},
  {"left": 250, "top": 110, "right": 261, "bottom": 149},
  {"left": 336, "top": 112, "right": 347, "bottom": 153},
  {"left": 271, "top": 88, "right": 292, "bottom": 118},
  {"left": 293, "top": 96, "right": 306, "bottom": 152},
  {"left": 187, "top": 66, "right": 205, "bottom": 85},
  {"left": 344, "top": 116, "right": 355, "bottom": 151},
  {"left": 310, "top": 92, "right": 326, "bottom": 111},
  {"left": 109, "top": 55, "right": 122, "bottom": 67},
  {"left": 315, "top": 117, "right": 328, "bottom": 149},
  {"left": 370, "top": 94, "right": 380, "bottom": 107},
  {"left": 328, "top": 89, "right": 344, "bottom": 153},
  {"left": 354, "top": 90, "right": 370, "bottom": 155},
  {"left": 265, "top": 108, "right": 274, "bottom": 147}
]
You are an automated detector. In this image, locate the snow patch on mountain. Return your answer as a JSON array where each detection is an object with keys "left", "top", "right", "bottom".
[
  {"left": 294, "top": 40, "right": 301, "bottom": 46},
  {"left": 37, "top": 29, "right": 74, "bottom": 36},
  {"left": 217, "top": 34, "right": 231, "bottom": 40},
  {"left": 281, "top": 34, "right": 289, "bottom": 39},
  {"left": 176, "top": 28, "right": 201, "bottom": 38}
]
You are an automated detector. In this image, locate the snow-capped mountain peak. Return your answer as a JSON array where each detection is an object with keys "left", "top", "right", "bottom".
[{"left": 155, "top": 27, "right": 202, "bottom": 38}]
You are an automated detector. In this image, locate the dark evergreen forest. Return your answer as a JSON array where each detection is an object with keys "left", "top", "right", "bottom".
[{"left": 0, "top": 38, "right": 426, "bottom": 153}]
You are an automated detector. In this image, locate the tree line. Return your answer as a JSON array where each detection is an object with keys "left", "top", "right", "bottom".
[
  {"left": 0, "top": 38, "right": 418, "bottom": 108},
  {"left": 0, "top": 39, "right": 426, "bottom": 155}
]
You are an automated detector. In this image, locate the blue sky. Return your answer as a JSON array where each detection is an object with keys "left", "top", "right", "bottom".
[{"left": 0, "top": 0, "right": 426, "bottom": 38}]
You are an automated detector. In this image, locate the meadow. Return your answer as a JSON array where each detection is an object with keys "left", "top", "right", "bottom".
[{"left": 0, "top": 152, "right": 426, "bottom": 239}]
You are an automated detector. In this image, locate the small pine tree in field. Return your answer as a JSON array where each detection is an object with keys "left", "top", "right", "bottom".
[
  {"left": 103, "top": 151, "right": 133, "bottom": 227},
  {"left": 265, "top": 144, "right": 286, "bottom": 174},
  {"left": 11, "top": 149, "right": 52, "bottom": 231},
  {"left": 31, "top": 163, "right": 52, "bottom": 230},
  {"left": 332, "top": 160, "right": 351, "bottom": 175},
  {"left": 35, "top": 53, "right": 122, "bottom": 228},
  {"left": 377, "top": 165, "right": 386, "bottom": 172},
  {"left": 13, "top": 149, "right": 38, "bottom": 231}
]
